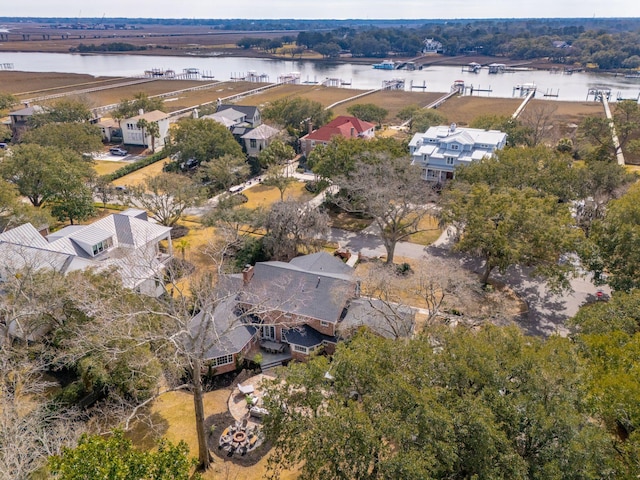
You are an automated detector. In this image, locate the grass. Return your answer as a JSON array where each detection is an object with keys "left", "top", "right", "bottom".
[
  {"left": 327, "top": 211, "right": 373, "bottom": 232},
  {"left": 408, "top": 215, "right": 442, "bottom": 245},
  {"left": 126, "top": 388, "right": 299, "bottom": 480},
  {"left": 93, "top": 160, "right": 126, "bottom": 177},
  {"left": 112, "top": 159, "right": 169, "bottom": 187},
  {"left": 241, "top": 181, "right": 314, "bottom": 210}
]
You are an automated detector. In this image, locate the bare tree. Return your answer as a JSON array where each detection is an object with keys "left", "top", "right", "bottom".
[
  {"left": 334, "top": 155, "right": 433, "bottom": 265},
  {"left": 519, "top": 101, "right": 558, "bottom": 147},
  {"left": 263, "top": 199, "right": 329, "bottom": 261}
]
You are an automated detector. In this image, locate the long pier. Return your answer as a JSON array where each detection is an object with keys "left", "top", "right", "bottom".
[{"left": 602, "top": 94, "right": 626, "bottom": 166}]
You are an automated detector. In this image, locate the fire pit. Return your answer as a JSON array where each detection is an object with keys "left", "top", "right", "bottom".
[{"left": 218, "top": 423, "right": 263, "bottom": 456}]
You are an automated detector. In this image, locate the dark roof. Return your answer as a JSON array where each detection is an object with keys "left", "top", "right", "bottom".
[
  {"left": 218, "top": 104, "right": 259, "bottom": 119},
  {"left": 241, "top": 256, "right": 355, "bottom": 324},
  {"left": 289, "top": 251, "right": 353, "bottom": 275},
  {"left": 339, "top": 298, "right": 415, "bottom": 339},
  {"left": 189, "top": 298, "right": 257, "bottom": 360},
  {"left": 283, "top": 324, "right": 336, "bottom": 348}
]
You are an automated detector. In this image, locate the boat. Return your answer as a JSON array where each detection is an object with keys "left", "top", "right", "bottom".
[{"left": 373, "top": 60, "right": 395, "bottom": 70}]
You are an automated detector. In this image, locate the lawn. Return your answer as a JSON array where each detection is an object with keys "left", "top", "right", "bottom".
[
  {"left": 93, "top": 160, "right": 126, "bottom": 177},
  {"left": 112, "top": 158, "right": 169, "bottom": 187},
  {"left": 241, "top": 181, "right": 314, "bottom": 210},
  {"left": 408, "top": 215, "right": 442, "bottom": 245},
  {"left": 126, "top": 389, "right": 299, "bottom": 480}
]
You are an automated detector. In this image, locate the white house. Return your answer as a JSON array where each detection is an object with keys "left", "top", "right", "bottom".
[
  {"left": 0, "top": 209, "right": 172, "bottom": 298},
  {"left": 409, "top": 124, "right": 507, "bottom": 182},
  {"left": 122, "top": 110, "right": 170, "bottom": 151},
  {"left": 423, "top": 38, "right": 444, "bottom": 54}
]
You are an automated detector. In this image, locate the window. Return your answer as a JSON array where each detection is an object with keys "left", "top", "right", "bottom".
[
  {"left": 293, "top": 345, "right": 308, "bottom": 354},
  {"left": 320, "top": 321, "right": 329, "bottom": 328},
  {"left": 211, "top": 354, "right": 234, "bottom": 367},
  {"left": 91, "top": 237, "right": 113, "bottom": 256},
  {"left": 426, "top": 169, "right": 437, "bottom": 178},
  {"left": 446, "top": 157, "right": 455, "bottom": 165},
  {"left": 450, "top": 144, "right": 459, "bottom": 150},
  {"left": 250, "top": 139, "right": 257, "bottom": 149}
]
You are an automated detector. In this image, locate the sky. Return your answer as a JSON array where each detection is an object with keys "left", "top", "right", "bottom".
[{"left": 2, "top": 0, "right": 640, "bottom": 20}]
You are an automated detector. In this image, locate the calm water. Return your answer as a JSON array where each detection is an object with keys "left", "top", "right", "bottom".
[{"left": 2, "top": 51, "right": 640, "bottom": 102}]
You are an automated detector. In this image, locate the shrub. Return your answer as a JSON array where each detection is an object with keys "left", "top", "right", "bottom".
[{"left": 104, "top": 149, "right": 169, "bottom": 182}]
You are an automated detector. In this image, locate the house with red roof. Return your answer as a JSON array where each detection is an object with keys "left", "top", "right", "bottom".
[{"left": 299, "top": 115, "right": 375, "bottom": 157}]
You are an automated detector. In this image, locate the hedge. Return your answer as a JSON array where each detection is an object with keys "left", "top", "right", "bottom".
[{"left": 103, "top": 149, "right": 169, "bottom": 182}]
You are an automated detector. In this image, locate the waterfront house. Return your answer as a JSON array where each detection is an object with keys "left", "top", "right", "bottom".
[
  {"left": 121, "top": 110, "right": 170, "bottom": 151},
  {"left": 409, "top": 124, "right": 507, "bottom": 183},
  {"left": 9, "top": 104, "right": 44, "bottom": 138},
  {"left": 299, "top": 116, "right": 376, "bottom": 156},
  {"left": 423, "top": 38, "right": 444, "bottom": 54}
]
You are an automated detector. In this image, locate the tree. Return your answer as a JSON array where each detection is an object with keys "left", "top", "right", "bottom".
[
  {"left": 398, "top": 105, "right": 447, "bottom": 133},
  {"left": 28, "top": 98, "right": 93, "bottom": 127},
  {"left": 308, "top": 136, "right": 408, "bottom": 180},
  {"left": 146, "top": 120, "right": 161, "bottom": 152},
  {"left": 136, "top": 117, "right": 150, "bottom": 148},
  {"left": 49, "top": 430, "right": 200, "bottom": 480},
  {"left": 579, "top": 100, "right": 640, "bottom": 161},
  {"left": 198, "top": 153, "right": 249, "bottom": 192},
  {"left": 0, "top": 144, "right": 93, "bottom": 208},
  {"left": 518, "top": 101, "right": 558, "bottom": 146},
  {"left": 0, "top": 92, "right": 17, "bottom": 112},
  {"left": 258, "top": 138, "right": 295, "bottom": 169},
  {"left": 263, "top": 199, "right": 329, "bottom": 260},
  {"left": 128, "top": 173, "right": 203, "bottom": 227},
  {"left": 171, "top": 118, "right": 243, "bottom": 165},
  {"left": 262, "top": 326, "right": 618, "bottom": 480},
  {"left": 470, "top": 114, "right": 531, "bottom": 147},
  {"left": 22, "top": 122, "right": 103, "bottom": 154},
  {"left": 113, "top": 92, "right": 165, "bottom": 120},
  {"left": 333, "top": 155, "right": 432, "bottom": 265},
  {"left": 346, "top": 103, "right": 388, "bottom": 128},
  {"left": 262, "top": 97, "right": 332, "bottom": 137},
  {"left": 259, "top": 139, "right": 297, "bottom": 201},
  {"left": 440, "top": 184, "right": 583, "bottom": 289},
  {"left": 585, "top": 183, "right": 640, "bottom": 292},
  {"left": 50, "top": 182, "right": 96, "bottom": 225}
]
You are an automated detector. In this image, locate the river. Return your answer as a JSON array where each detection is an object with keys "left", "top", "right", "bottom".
[{"left": 2, "top": 51, "right": 640, "bottom": 102}]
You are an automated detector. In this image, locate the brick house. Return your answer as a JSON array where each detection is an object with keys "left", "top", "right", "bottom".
[{"left": 299, "top": 116, "right": 375, "bottom": 157}]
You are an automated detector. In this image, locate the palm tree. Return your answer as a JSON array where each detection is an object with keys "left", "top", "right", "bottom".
[
  {"left": 146, "top": 121, "right": 160, "bottom": 152},
  {"left": 136, "top": 118, "right": 149, "bottom": 149}
]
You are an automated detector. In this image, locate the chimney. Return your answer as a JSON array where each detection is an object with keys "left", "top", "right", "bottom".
[
  {"left": 350, "top": 127, "right": 355, "bottom": 137},
  {"left": 307, "top": 121, "right": 313, "bottom": 134},
  {"left": 138, "top": 108, "right": 144, "bottom": 116},
  {"left": 450, "top": 123, "right": 457, "bottom": 133},
  {"left": 24, "top": 102, "right": 30, "bottom": 108},
  {"left": 242, "top": 265, "right": 254, "bottom": 285}
]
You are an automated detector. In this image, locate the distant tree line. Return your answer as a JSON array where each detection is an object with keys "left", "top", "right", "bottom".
[{"left": 69, "top": 42, "right": 146, "bottom": 53}]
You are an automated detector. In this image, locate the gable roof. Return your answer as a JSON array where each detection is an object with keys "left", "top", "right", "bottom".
[
  {"left": 240, "top": 254, "right": 355, "bottom": 324},
  {"left": 304, "top": 116, "right": 375, "bottom": 142},
  {"left": 289, "top": 251, "right": 353, "bottom": 275},
  {"left": 217, "top": 104, "right": 259, "bottom": 119},
  {"left": 241, "top": 124, "right": 279, "bottom": 140},
  {"left": 339, "top": 298, "right": 415, "bottom": 339},
  {"left": 126, "top": 110, "right": 169, "bottom": 123},
  {"left": 10, "top": 105, "right": 44, "bottom": 117}
]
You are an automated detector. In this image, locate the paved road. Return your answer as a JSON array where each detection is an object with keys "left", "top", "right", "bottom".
[{"left": 325, "top": 226, "right": 607, "bottom": 337}]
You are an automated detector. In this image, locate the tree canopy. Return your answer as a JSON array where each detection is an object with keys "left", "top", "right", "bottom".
[
  {"left": 262, "top": 326, "right": 619, "bottom": 480},
  {"left": 28, "top": 99, "right": 93, "bottom": 127},
  {"left": 440, "top": 184, "right": 583, "bottom": 288},
  {"left": 170, "top": 117, "right": 244, "bottom": 165},
  {"left": 112, "top": 92, "right": 165, "bottom": 120},
  {"left": 22, "top": 122, "right": 103, "bottom": 154},
  {"left": 346, "top": 103, "right": 388, "bottom": 127},
  {"left": 262, "top": 97, "right": 332, "bottom": 137}
]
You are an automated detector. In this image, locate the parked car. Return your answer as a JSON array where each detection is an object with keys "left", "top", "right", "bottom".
[
  {"left": 109, "top": 147, "right": 128, "bottom": 156},
  {"left": 179, "top": 158, "right": 198, "bottom": 170},
  {"left": 114, "top": 185, "right": 128, "bottom": 193}
]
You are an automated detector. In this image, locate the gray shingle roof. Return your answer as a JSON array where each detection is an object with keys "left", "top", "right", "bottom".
[
  {"left": 339, "top": 298, "right": 415, "bottom": 339},
  {"left": 283, "top": 324, "right": 336, "bottom": 348},
  {"left": 289, "top": 251, "right": 353, "bottom": 275}
]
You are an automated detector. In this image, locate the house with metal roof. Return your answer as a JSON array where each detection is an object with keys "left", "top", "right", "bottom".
[
  {"left": 0, "top": 209, "right": 172, "bottom": 297},
  {"left": 9, "top": 104, "right": 44, "bottom": 137},
  {"left": 409, "top": 124, "right": 507, "bottom": 183}
]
